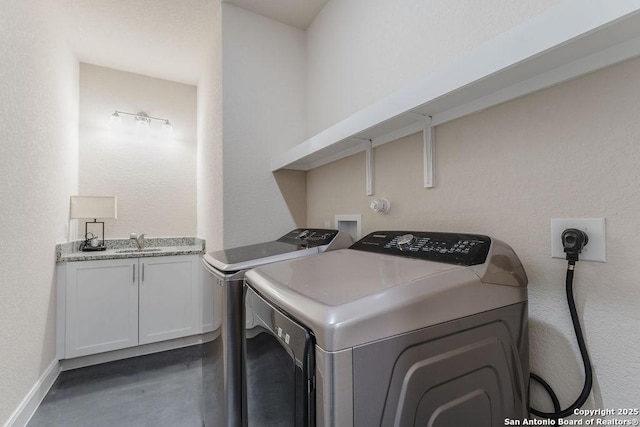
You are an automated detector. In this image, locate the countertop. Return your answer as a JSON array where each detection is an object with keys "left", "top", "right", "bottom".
[{"left": 56, "top": 237, "right": 205, "bottom": 262}]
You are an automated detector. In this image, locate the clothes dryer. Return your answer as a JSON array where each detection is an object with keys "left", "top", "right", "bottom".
[
  {"left": 244, "top": 231, "right": 529, "bottom": 427},
  {"left": 201, "top": 229, "right": 352, "bottom": 427}
]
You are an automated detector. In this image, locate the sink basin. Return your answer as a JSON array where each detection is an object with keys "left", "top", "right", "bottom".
[{"left": 115, "top": 248, "right": 163, "bottom": 254}]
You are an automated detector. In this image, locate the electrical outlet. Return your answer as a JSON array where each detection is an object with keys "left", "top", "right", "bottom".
[{"left": 551, "top": 218, "right": 606, "bottom": 262}]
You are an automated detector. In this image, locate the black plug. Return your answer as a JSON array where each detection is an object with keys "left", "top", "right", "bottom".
[{"left": 562, "top": 228, "right": 589, "bottom": 263}]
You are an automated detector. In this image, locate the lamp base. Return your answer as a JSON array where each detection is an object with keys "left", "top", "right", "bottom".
[
  {"left": 83, "top": 219, "right": 107, "bottom": 251},
  {"left": 79, "top": 241, "right": 107, "bottom": 252},
  {"left": 80, "top": 245, "right": 107, "bottom": 252}
]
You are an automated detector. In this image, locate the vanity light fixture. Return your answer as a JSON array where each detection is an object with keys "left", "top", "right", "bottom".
[
  {"left": 110, "top": 111, "right": 123, "bottom": 125},
  {"left": 135, "top": 112, "right": 151, "bottom": 127},
  {"left": 111, "top": 110, "right": 172, "bottom": 131}
]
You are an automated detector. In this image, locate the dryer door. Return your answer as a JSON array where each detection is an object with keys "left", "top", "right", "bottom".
[{"left": 244, "top": 285, "right": 315, "bottom": 427}]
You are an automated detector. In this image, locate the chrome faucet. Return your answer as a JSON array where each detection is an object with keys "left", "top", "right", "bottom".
[{"left": 129, "top": 233, "right": 146, "bottom": 250}]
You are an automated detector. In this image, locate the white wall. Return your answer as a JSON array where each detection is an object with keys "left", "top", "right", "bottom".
[
  {"left": 197, "top": 1, "right": 224, "bottom": 251},
  {"left": 221, "top": 4, "right": 307, "bottom": 246},
  {"left": 306, "top": 0, "right": 560, "bottom": 136},
  {"left": 79, "top": 64, "right": 197, "bottom": 239},
  {"left": 307, "top": 55, "right": 640, "bottom": 412},
  {"left": 0, "top": 1, "right": 79, "bottom": 424}
]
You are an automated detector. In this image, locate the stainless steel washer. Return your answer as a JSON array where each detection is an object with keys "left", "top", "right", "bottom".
[
  {"left": 201, "top": 229, "right": 352, "bottom": 427},
  {"left": 244, "top": 231, "right": 529, "bottom": 427}
]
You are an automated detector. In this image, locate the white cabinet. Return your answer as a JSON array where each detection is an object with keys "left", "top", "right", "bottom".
[
  {"left": 59, "top": 254, "right": 201, "bottom": 359},
  {"left": 138, "top": 256, "right": 199, "bottom": 345},
  {"left": 200, "top": 262, "right": 218, "bottom": 334},
  {"left": 64, "top": 259, "right": 138, "bottom": 358}
]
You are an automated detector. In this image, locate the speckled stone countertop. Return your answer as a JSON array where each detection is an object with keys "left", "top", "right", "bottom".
[{"left": 56, "top": 237, "right": 205, "bottom": 262}]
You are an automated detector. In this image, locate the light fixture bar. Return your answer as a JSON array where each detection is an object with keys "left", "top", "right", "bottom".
[{"left": 112, "top": 111, "right": 172, "bottom": 130}]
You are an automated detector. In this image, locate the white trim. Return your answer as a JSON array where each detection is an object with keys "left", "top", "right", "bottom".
[
  {"left": 271, "top": 121, "right": 422, "bottom": 171},
  {"left": 4, "top": 360, "right": 60, "bottom": 427},
  {"left": 371, "top": 121, "right": 423, "bottom": 149},
  {"left": 56, "top": 265, "right": 66, "bottom": 360},
  {"left": 271, "top": 2, "right": 640, "bottom": 172},
  {"left": 430, "top": 34, "right": 640, "bottom": 127},
  {"left": 334, "top": 214, "right": 362, "bottom": 241},
  {"left": 59, "top": 333, "right": 212, "bottom": 371}
]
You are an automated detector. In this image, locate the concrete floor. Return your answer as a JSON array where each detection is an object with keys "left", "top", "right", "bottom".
[{"left": 28, "top": 345, "right": 203, "bottom": 427}]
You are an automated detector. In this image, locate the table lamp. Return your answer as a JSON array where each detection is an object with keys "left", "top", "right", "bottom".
[{"left": 70, "top": 196, "right": 117, "bottom": 251}]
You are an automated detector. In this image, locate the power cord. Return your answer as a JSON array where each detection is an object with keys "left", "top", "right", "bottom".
[{"left": 529, "top": 229, "right": 593, "bottom": 420}]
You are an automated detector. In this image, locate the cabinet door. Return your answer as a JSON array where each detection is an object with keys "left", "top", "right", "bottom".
[
  {"left": 65, "top": 259, "right": 138, "bottom": 358},
  {"left": 139, "top": 255, "right": 199, "bottom": 344}
]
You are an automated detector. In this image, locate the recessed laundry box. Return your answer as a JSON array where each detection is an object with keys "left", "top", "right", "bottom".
[{"left": 244, "top": 231, "right": 529, "bottom": 427}]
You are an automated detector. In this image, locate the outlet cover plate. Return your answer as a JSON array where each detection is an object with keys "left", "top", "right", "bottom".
[{"left": 551, "top": 218, "right": 606, "bottom": 262}]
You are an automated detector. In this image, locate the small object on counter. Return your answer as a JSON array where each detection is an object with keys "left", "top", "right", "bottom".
[{"left": 80, "top": 232, "right": 107, "bottom": 252}]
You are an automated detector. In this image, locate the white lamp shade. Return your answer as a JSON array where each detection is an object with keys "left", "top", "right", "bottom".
[{"left": 70, "top": 196, "right": 117, "bottom": 219}]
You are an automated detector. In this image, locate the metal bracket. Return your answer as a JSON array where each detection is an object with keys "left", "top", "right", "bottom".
[
  {"left": 349, "top": 137, "right": 374, "bottom": 195},
  {"left": 350, "top": 116, "right": 433, "bottom": 193},
  {"left": 365, "top": 141, "right": 374, "bottom": 195},
  {"left": 423, "top": 117, "right": 434, "bottom": 188},
  {"left": 405, "top": 113, "right": 435, "bottom": 188}
]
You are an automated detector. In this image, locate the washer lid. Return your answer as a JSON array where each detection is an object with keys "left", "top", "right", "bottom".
[
  {"left": 245, "top": 249, "right": 527, "bottom": 351},
  {"left": 203, "top": 229, "right": 350, "bottom": 272},
  {"left": 204, "top": 242, "right": 319, "bottom": 272}
]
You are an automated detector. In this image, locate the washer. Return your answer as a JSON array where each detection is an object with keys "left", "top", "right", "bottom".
[
  {"left": 201, "top": 229, "right": 352, "bottom": 427},
  {"left": 244, "top": 230, "right": 529, "bottom": 427}
]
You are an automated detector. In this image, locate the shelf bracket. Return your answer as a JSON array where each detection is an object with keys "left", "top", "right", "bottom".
[
  {"left": 349, "top": 137, "right": 374, "bottom": 195},
  {"left": 406, "top": 113, "right": 435, "bottom": 188},
  {"left": 423, "top": 116, "right": 434, "bottom": 188},
  {"left": 365, "top": 142, "right": 374, "bottom": 195}
]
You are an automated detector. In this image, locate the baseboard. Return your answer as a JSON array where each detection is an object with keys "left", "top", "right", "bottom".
[
  {"left": 3, "top": 359, "right": 60, "bottom": 427},
  {"left": 59, "top": 333, "right": 215, "bottom": 371}
]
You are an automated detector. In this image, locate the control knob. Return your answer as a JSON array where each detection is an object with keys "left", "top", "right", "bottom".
[{"left": 396, "top": 234, "right": 416, "bottom": 251}]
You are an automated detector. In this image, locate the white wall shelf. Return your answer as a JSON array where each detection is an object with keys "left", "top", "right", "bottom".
[{"left": 271, "top": 1, "right": 640, "bottom": 175}]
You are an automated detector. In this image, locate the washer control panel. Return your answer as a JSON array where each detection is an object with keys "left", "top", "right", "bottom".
[
  {"left": 350, "top": 231, "right": 491, "bottom": 266},
  {"left": 277, "top": 228, "right": 339, "bottom": 247}
]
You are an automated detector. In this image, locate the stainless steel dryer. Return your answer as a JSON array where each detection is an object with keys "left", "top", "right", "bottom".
[
  {"left": 243, "top": 231, "right": 529, "bottom": 427},
  {"left": 201, "top": 229, "right": 352, "bottom": 427}
]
